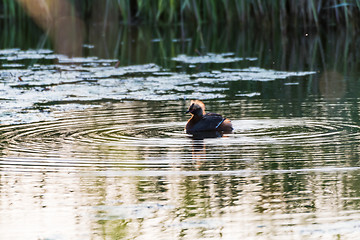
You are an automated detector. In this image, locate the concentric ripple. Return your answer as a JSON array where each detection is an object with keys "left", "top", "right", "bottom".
[{"left": 1, "top": 101, "right": 360, "bottom": 175}]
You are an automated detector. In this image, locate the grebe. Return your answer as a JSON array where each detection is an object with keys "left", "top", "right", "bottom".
[{"left": 185, "top": 100, "right": 233, "bottom": 134}]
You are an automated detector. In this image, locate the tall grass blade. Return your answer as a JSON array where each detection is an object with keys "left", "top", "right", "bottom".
[{"left": 2, "top": 0, "right": 360, "bottom": 29}]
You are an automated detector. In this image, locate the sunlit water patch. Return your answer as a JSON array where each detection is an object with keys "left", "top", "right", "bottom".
[
  {"left": 172, "top": 53, "right": 257, "bottom": 63},
  {"left": 195, "top": 67, "right": 316, "bottom": 82}
]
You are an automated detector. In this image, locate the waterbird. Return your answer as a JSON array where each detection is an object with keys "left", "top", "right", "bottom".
[{"left": 185, "top": 100, "right": 233, "bottom": 134}]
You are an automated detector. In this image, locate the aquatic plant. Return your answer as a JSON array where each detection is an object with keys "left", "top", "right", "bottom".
[{"left": 1, "top": 0, "right": 360, "bottom": 29}]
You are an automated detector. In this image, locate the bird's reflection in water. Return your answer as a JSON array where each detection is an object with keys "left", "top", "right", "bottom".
[
  {"left": 188, "top": 130, "right": 231, "bottom": 169},
  {"left": 190, "top": 131, "right": 224, "bottom": 140},
  {"left": 190, "top": 139, "right": 207, "bottom": 169}
]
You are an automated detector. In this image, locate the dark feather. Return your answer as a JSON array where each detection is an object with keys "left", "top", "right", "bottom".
[{"left": 189, "top": 113, "right": 225, "bottom": 132}]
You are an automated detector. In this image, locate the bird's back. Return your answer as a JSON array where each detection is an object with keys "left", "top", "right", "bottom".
[{"left": 186, "top": 113, "right": 232, "bottom": 133}]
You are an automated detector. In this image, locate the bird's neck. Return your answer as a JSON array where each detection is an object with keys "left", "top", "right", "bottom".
[
  {"left": 186, "top": 114, "right": 203, "bottom": 131},
  {"left": 190, "top": 114, "right": 203, "bottom": 121}
]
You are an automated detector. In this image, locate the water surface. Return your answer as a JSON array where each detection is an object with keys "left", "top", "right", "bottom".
[{"left": 1, "top": 23, "right": 360, "bottom": 239}]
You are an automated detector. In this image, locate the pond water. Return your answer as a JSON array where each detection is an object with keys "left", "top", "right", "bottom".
[{"left": 1, "top": 22, "right": 360, "bottom": 239}]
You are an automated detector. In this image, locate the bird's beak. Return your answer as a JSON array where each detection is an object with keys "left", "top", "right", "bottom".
[{"left": 185, "top": 110, "right": 190, "bottom": 114}]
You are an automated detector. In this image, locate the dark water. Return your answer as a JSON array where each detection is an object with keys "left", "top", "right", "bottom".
[{"left": 1, "top": 21, "right": 360, "bottom": 239}]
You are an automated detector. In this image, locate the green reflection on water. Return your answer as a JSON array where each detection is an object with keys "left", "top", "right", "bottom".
[{"left": 1, "top": 18, "right": 359, "bottom": 73}]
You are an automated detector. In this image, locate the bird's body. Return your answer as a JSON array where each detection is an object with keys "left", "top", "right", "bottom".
[{"left": 185, "top": 100, "right": 233, "bottom": 134}]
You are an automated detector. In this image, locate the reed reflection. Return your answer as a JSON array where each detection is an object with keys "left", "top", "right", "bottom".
[
  {"left": 16, "top": 0, "right": 84, "bottom": 57},
  {"left": 319, "top": 71, "right": 346, "bottom": 100},
  {"left": 1, "top": 100, "right": 360, "bottom": 238},
  {"left": 2, "top": 12, "right": 360, "bottom": 77}
]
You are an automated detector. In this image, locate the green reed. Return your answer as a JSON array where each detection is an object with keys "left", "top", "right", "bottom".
[
  {"left": 1, "top": 0, "right": 360, "bottom": 29},
  {"left": 0, "top": 0, "right": 21, "bottom": 19}
]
